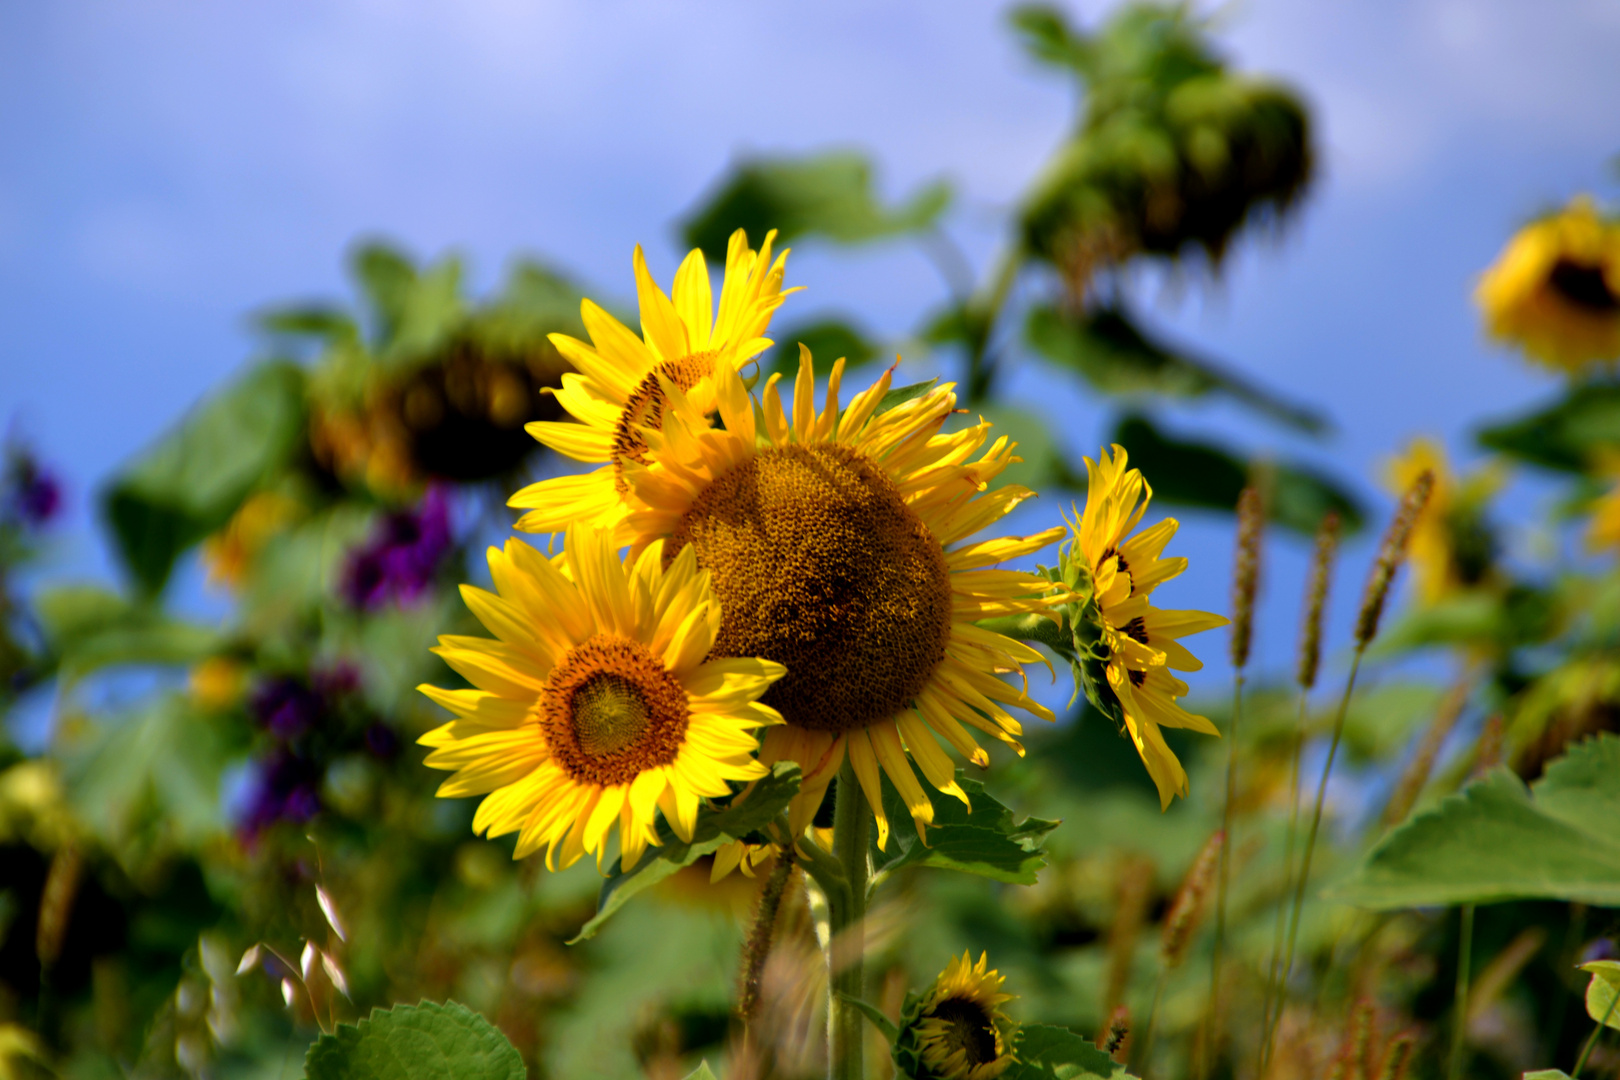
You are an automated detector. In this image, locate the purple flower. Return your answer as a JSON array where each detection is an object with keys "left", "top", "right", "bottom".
[
  {"left": 239, "top": 750, "right": 322, "bottom": 838},
  {"left": 340, "top": 488, "right": 453, "bottom": 610},
  {"left": 1581, "top": 938, "right": 1618, "bottom": 965},
  {"left": 364, "top": 721, "right": 400, "bottom": 759},
  {"left": 249, "top": 677, "right": 322, "bottom": 739},
  {"left": 3, "top": 447, "right": 61, "bottom": 528}
]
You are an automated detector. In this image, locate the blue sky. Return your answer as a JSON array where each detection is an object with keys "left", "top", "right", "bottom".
[{"left": 3, "top": 0, "right": 1620, "bottom": 692}]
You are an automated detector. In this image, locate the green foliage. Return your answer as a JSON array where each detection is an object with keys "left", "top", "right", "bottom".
[
  {"left": 34, "top": 584, "right": 221, "bottom": 680},
  {"left": 103, "top": 361, "right": 307, "bottom": 595},
  {"left": 1477, "top": 382, "right": 1620, "bottom": 472},
  {"left": 1025, "top": 304, "right": 1325, "bottom": 434},
  {"left": 869, "top": 770, "right": 1059, "bottom": 886},
  {"left": 1103, "top": 413, "right": 1364, "bottom": 534},
  {"left": 680, "top": 1064, "right": 720, "bottom": 1080},
  {"left": 1005, "top": 1023, "right": 1136, "bottom": 1079},
  {"left": 680, "top": 151, "right": 950, "bottom": 262},
  {"left": 1332, "top": 735, "right": 1620, "bottom": 908},
  {"left": 1585, "top": 960, "right": 1620, "bottom": 1030},
  {"left": 570, "top": 763, "right": 802, "bottom": 942},
  {"left": 303, "top": 1000, "right": 524, "bottom": 1080}
]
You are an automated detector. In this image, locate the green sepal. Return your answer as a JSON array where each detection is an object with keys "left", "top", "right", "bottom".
[{"left": 569, "top": 762, "right": 801, "bottom": 942}]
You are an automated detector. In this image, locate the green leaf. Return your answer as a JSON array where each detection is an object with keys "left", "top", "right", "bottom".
[
  {"left": 1104, "top": 414, "right": 1364, "bottom": 535},
  {"left": 680, "top": 152, "right": 950, "bottom": 262},
  {"left": 1026, "top": 304, "right": 1327, "bottom": 434},
  {"left": 1374, "top": 587, "right": 1559, "bottom": 654},
  {"left": 303, "top": 1000, "right": 524, "bottom": 1080},
  {"left": 1331, "top": 735, "right": 1620, "bottom": 908},
  {"left": 1477, "top": 383, "right": 1620, "bottom": 473},
  {"left": 103, "top": 361, "right": 307, "bottom": 595},
  {"left": 763, "top": 318, "right": 881, "bottom": 380},
  {"left": 870, "top": 378, "right": 940, "bottom": 418},
  {"left": 255, "top": 304, "right": 360, "bottom": 345},
  {"left": 1006, "top": 1023, "right": 1137, "bottom": 1079},
  {"left": 869, "top": 770, "right": 1059, "bottom": 886},
  {"left": 569, "top": 763, "right": 802, "bottom": 942},
  {"left": 839, "top": 993, "right": 900, "bottom": 1043},
  {"left": 1584, "top": 960, "right": 1620, "bottom": 1031},
  {"left": 1522, "top": 1072, "right": 1574, "bottom": 1079},
  {"left": 1008, "top": 5, "right": 1094, "bottom": 75},
  {"left": 680, "top": 1064, "right": 720, "bottom": 1080},
  {"left": 35, "top": 584, "right": 220, "bottom": 679}
]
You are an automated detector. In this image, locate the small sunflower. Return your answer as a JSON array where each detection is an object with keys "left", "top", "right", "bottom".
[
  {"left": 1476, "top": 196, "right": 1620, "bottom": 373},
  {"left": 509, "top": 230, "right": 797, "bottom": 539},
  {"left": 623, "top": 351, "right": 1066, "bottom": 847},
  {"left": 201, "top": 490, "right": 303, "bottom": 588},
  {"left": 1586, "top": 453, "right": 1620, "bottom": 553},
  {"left": 1066, "top": 445, "right": 1226, "bottom": 810},
  {"left": 896, "top": 952, "right": 1019, "bottom": 1080},
  {"left": 418, "top": 523, "right": 785, "bottom": 870},
  {"left": 1384, "top": 437, "right": 1503, "bottom": 602}
]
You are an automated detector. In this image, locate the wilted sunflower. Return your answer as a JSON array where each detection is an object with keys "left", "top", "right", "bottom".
[
  {"left": 1066, "top": 445, "right": 1226, "bottom": 809},
  {"left": 896, "top": 952, "right": 1019, "bottom": 1080},
  {"left": 1476, "top": 196, "right": 1620, "bottom": 373},
  {"left": 509, "top": 230, "right": 796, "bottom": 539},
  {"left": 622, "top": 351, "right": 1065, "bottom": 847},
  {"left": 418, "top": 524, "right": 785, "bottom": 870}
]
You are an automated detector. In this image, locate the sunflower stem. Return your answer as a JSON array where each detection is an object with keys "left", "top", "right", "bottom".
[
  {"left": 1203, "top": 671, "right": 1244, "bottom": 1080},
  {"left": 1268, "top": 647, "right": 1365, "bottom": 1069},
  {"left": 739, "top": 855, "right": 796, "bottom": 1038},
  {"left": 1573, "top": 984, "right": 1619, "bottom": 1079},
  {"left": 828, "top": 761, "right": 869, "bottom": 1080}
]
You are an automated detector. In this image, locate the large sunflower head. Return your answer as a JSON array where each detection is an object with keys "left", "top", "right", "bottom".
[
  {"left": 1476, "top": 196, "right": 1620, "bottom": 374},
  {"left": 896, "top": 952, "right": 1019, "bottom": 1080},
  {"left": 509, "top": 230, "right": 797, "bottom": 538},
  {"left": 1062, "top": 445, "right": 1226, "bottom": 810},
  {"left": 417, "top": 523, "right": 785, "bottom": 870},
  {"left": 620, "top": 350, "right": 1066, "bottom": 848}
]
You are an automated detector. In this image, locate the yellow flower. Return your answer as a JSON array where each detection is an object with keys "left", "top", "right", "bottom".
[
  {"left": 1069, "top": 445, "right": 1226, "bottom": 810},
  {"left": 1476, "top": 196, "right": 1620, "bottom": 373},
  {"left": 1586, "top": 452, "right": 1620, "bottom": 552},
  {"left": 1385, "top": 437, "right": 1455, "bottom": 604},
  {"left": 901, "top": 952, "right": 1019, "bottom": 1080},
  {"left": 622, "top": 350, "right": 1065, "bottom": 848},
  {"left": 201, "top": 491, "right": 302, "bottom": 588},
  {"left": 418, "top": 524, "right": 785, "bottom": 870},
  {"left": 509, "top": 230, "right": 797, "bottom": 539},
  {"left": 188, "top": 657, "right": 247, "bottom": 712}
]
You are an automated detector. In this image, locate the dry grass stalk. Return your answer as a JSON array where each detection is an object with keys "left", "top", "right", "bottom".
[
  {"left": 1105, "top": 855, "right": 1156, "bottom": 1016},
  {"left": 1356, "top": 471, "right": 1435, "bottom": 647},
  {"left": 1298, "top": 511, "right": 1342, "bottom": 690},
  {"left": 1380, "top": 663, "right": 1481, "bottom": 829},
  {"left": 1162, "top": 831, "right": 1224, "bottom": 971},
  {"left": 1231, "top": 485, "right": 1265, "bottom": 669}
]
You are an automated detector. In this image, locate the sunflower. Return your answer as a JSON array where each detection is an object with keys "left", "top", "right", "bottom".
[
  {"left": 1384, "top": 437, "right": 1504, "bottom": 602},
  {"left": 621, "top": 350, "right": 1066, "bottom": 848},
  {"left": 897, "top": 952, "right": 1019, "bottom": 1080},
  {"left": 1476, "top": 196, "right": 1620, "bottom": 373},
  {"left": 417, "top": 523, "right": 785, "bottom": 870},
  {"left": 508, "top": 230, "right": 797, "bottom": 539},
  {"left": 1067, "top": 445, "right": 1226, "bottom": 810}
]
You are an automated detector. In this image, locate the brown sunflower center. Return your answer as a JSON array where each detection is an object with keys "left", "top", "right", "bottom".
[
  {"left": 1549, "top": 258, "right": 1620, "bottom": 313},
  {"left": 540, "top": 635, "right": 690, "bottom": 786},
  {"left": 929, "top": 997, "right": 999, "bottom": 1068},
  {"left": 612, "top": 351, "right": 719, "bottom": 491},
  {"left": 671, "top": 442, "right": 953, "bottom": 734}
]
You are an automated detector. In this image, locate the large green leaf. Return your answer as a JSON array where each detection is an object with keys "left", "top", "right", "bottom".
[
  {"left": 1331, "top": 735, "right": 1620, "bottom": 908},
  {"left": 680, "top": 152, "right": 950, "bottom": 262},
  {"left": 1006, "top": 1023, "right": 1136, "bottom": 1079},
  {"left": 35, "top": 584, "right": 220, "bottom": 679},
  {"left": 869, "top": 770, "right": 1058, "bottom": 886},
  {"left": 103, "top": 360, "right": 307, "bottom": 595},
  {"left": 1101, "top": 413, "right": 1364, "bottom": 535},
  {"left": 1476, "top": 383, "right": 1620, "bottom": 473},
  {"left": 1026, "top": 304, "right": 1326, "bottom": 434},
  {"left": 569, "top": 762, "right": 802, "bottom": 942},
  {"left": 303, "top": 1000, "right": 524, "bottom": 1080}
]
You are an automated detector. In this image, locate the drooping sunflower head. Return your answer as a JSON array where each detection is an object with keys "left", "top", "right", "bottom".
[
  {"left": 417, "top": 523, "right": 785, "bottom": 870},
  {"left": 509, "top": 230, "right": 798, "bottom": 537},
  {"left": 1061, "top": 445, "right": 1226, "bottom": 810},
  {"left": 896, "top": 952, "right": 1019, "bottom": 1080},
  {"left": 622, "top": 350, "right": 1066, "bottom": 847},
  {"left": 1476, "top": 196, "right": 1620, "bottom": 374}
]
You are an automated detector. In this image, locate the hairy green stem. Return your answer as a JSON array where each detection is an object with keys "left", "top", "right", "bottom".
[
  {"left": 1572, "top": 978, "right": 1619, "bottom": 1079},
  {"left": 1448, "top": 904, "right": 1475, "bottom": 1080},
  {"left": 1268, "top": 647, "right": 1365, "bottom": 1068},
  {"left": 827, "top": 761, "right": 869, "bottom": 1080}
]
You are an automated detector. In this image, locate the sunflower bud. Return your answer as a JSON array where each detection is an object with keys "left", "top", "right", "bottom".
[{"left": 895, "top": 952, "right": 1020, "bottom": 1080}]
